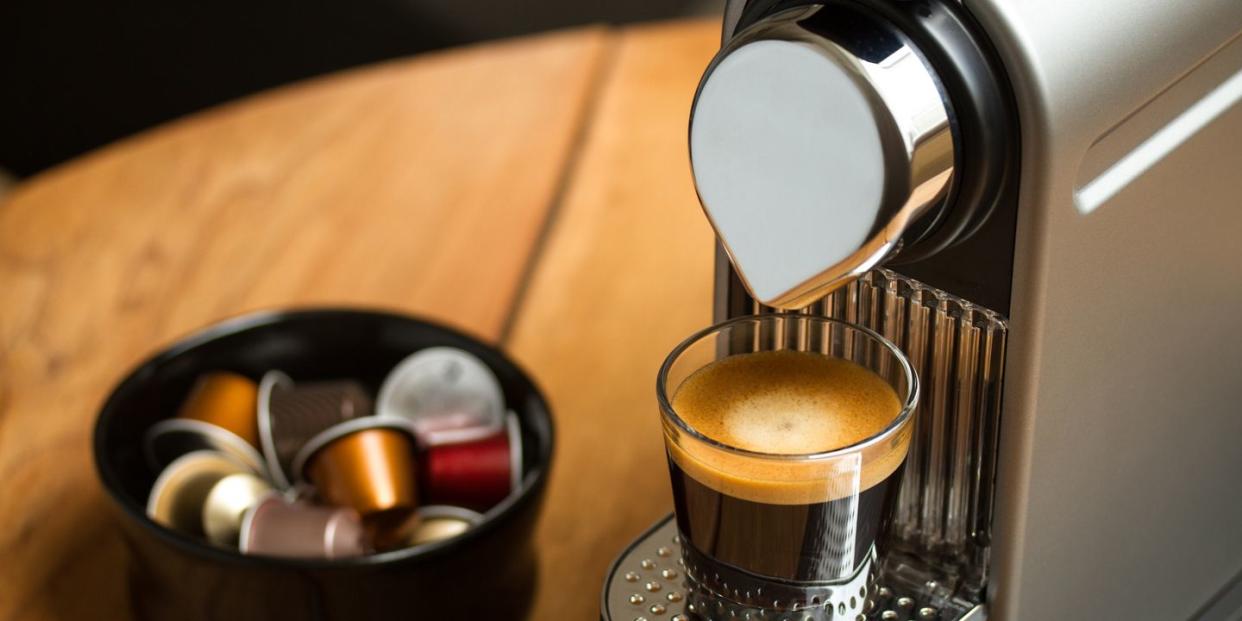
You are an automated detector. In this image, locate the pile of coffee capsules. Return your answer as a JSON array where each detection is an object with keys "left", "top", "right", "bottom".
[{"left": 143, "top": 347, "right": 521, "bottom": 559}]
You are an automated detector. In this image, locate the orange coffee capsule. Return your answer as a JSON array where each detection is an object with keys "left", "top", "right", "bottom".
[
  {"left": 178, "top": 372, "right": 260, "bottom": 449},
  {"left": 293, "top": 418, "right": 419, "bottom": 529}
]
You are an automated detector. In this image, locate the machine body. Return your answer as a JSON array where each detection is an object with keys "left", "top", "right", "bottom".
[{"left": 695, "top": 1, "right": 1242, "bottom": 619}]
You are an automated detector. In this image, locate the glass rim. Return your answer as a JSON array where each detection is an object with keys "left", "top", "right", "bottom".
[{"left": 657, "top": 314, "right": 919, "bottom": 463}]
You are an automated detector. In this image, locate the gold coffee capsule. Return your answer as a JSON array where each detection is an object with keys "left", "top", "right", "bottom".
[
  {"left": 202, "top": 473, "right": 276, "bottom": 547},
  {"left": 406, "top": 506, "right": 483, "bottom": 548},
  {"left": 147, "top": 451, "right": 252, "bottom": 537},
  {"left": 292, "top": 418, "right": 419, "bottom": 529},
  {"left": 177, "top": 372, "right": 260, "bottom": 448}
]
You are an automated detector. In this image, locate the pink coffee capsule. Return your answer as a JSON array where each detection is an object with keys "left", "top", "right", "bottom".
[{"left": 239, "top": 496, "right": 368, "bottom": 559}]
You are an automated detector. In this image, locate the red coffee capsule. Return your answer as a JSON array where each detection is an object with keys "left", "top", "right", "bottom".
[{"left": 419, "top": 412, "right": 522, "bottom": 511}]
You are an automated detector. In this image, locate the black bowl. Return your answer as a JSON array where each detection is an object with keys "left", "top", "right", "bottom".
[{"left": 93, "top": 309, "right": 554, "bottom": 621}]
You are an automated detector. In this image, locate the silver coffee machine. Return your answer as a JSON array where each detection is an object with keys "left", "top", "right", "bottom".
[{"left": 602, "top": 1, "right": 1242, "bottom": 619}]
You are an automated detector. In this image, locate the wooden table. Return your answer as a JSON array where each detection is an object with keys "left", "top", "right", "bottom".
[{"left": 0, "top": 19, "right": 721, "bottom": 621}]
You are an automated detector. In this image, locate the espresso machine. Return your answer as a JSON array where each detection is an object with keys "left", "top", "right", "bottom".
[{"left": 602, "top": 1, "right": 1242, "bottom": 619}]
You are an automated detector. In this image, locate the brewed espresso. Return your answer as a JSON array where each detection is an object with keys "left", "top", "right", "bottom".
[{"left": 667, "top": 350, "right": 908, "bottom": 582}]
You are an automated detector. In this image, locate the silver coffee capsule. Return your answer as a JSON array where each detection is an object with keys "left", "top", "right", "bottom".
[
  {"left": 376, "top": 347, "right": 505, "bottom": 446},
  {"left": 147, "top": 451, "right": 253, "bottom": 537},
  {"left": 202, "top": 472, "right": 276, "bottom": 547},
  {"left": 406, "top": 505, "right": 484, "bottom": 548},
  {"left": 145, "top": 418, "right": 267, "bottom": 477}
]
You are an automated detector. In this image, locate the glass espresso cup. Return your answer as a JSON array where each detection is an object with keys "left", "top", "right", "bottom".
[{"left": 658, "top": 315, "right": 917, "bottom": 618}]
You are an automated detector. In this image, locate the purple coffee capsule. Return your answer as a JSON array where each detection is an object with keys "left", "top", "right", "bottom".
[{"left": 257, "top": 371, "right": 372, "bottom": 490}]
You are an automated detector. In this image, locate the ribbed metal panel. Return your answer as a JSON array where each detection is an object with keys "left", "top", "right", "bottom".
[{"left": 758, "top": 269, "right": 1007, "bottom": 605}]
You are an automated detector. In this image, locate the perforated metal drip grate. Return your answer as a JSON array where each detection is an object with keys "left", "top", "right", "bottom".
[{"left": 601, "top": 516, "right": 987, "bottom": 621}]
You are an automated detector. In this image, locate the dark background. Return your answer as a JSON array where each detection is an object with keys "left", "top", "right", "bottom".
[{"left": 0, "top": 0, "right": 718, "bottom": 178}]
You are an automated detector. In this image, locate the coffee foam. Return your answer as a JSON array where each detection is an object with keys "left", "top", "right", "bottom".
[{"left": 668, "top": 350, "right": 909, "bottom": 504}]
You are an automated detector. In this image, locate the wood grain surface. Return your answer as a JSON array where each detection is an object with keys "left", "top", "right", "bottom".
[
  {"left": 0, "top": 26, "right": 610, "bottom": 620},
  {"left": 504, "top": 19, "right": 720, "bottom": 618},
  {"left": 0, "top": 17, "right": 722, "bottom": 620}
]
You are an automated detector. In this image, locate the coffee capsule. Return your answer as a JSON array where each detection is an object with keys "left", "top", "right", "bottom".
[
  {"left": 376, "top": 347, "right": 505, "bottom": 447},
  {"left": 257, "top": 371, "right": 372, "bottom": 490},
  {"left": 202, "top": 473, "right": 276, "bottom": 547},
  {"left": 292, "top": 417, "right": 420, "bottom": 527},
  {"left": 419, "top": 411, "right": 523, "bottom": 511},
  {"left": 147, "top": 451, "right": 253, "bottom": 537},
  {"left": 176, "top": 372, "right": 261, "bottom": 449},
  {"left": 406, "top": 506, "right": 483, "bottom": 548},
  {"left": 239, "top": 496, "right": 368, "bottom": 559},
  {"left": 145, "top": 418, "right": 268, "bottom": 477},
  {"left": 284, "top": 482, "right": 319, "bottom": 503}
]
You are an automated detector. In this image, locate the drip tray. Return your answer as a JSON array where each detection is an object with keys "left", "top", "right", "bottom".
[{"left": 601, "top": 515, "right": 987, "bottom": 621}]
